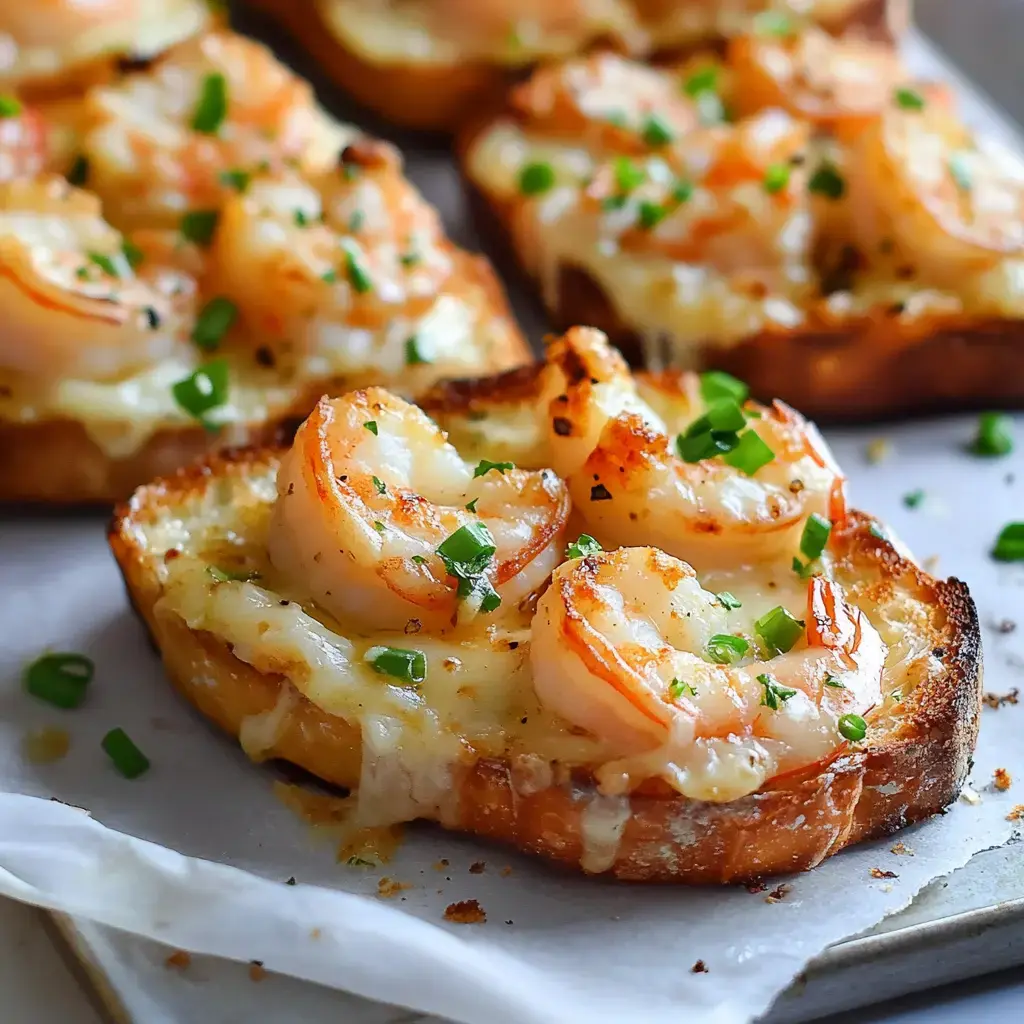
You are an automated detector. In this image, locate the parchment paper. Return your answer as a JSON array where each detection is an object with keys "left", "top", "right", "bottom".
[{"left": 0, "top": 24, "right": 1022, "bottom": 1024}]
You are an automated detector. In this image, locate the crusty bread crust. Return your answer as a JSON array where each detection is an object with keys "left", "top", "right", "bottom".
[
  {"left": 459, "top": 128, "right": 1024, "bottom": 423},
  {"left": 1, "top": 249, "right": 528, "bottom": 505},
  {"left": 246, "top": 0, "right": 895, "bottom": 134},
  {"left": 109, "top": 441, "right": 981, "bottom": 883}
]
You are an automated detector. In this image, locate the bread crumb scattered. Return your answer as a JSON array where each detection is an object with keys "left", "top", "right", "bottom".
[
  {"left": 993, "top": 768, "right": 1013, "bottom": 792},
  {"left": 960, "top": 785, "right": 981, "bottom": 805},
  {"left": 433, "top": 859, "right": 450, "bottom": 871},
  {"left": 1006, "top": 805, "right": 1024, "bottom": 821},
  {"left": 469, "top": 861, "right": 486, "bottom": 875},
  {"left": 164, "top": 950, "right": 191, "bottom": 971},
  {"left": 764, "top": 883, "right": 791, "bottom": 904},
  {"left": 310, "top": 928, "right": 321, "bottom": 940},
  {"left": 890, "top": 841, "right": 914, "bottom": 856},
  {"left": 745, "top": 880, "right": 767, "bottom": 894},
  {"left": 865, "top": 438, "right": 891, "bottom": 464},
  {"left": 21, "top": 727, "right": 71, "bottom": 764},
  {"left": 691, "top": 960, "right": 708, "bottom": 974},
  {"left": 871, "top": 868, "right": 899, "bottom": 879},
  {"left": 500, "top": 866, "right": 512, "bottom": 877},
  {"left": 983, "top": 688, "right": 1020, "bottom": 709},
  {"left": 248, "top": 961, "right": 267, "bottom": 983},
  {"left": 444, "top": 899, "right": 487, "bottom": 924},
  {"left": 377, "top": 877, "right": 412, "bottom": 898}
]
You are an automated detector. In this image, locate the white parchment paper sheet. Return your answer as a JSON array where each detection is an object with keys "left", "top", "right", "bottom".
[{"left": 0, "top": 25, "right": 1022, "bottom": 1024}]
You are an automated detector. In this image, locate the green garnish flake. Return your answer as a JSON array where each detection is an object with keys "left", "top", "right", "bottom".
[
  {"left": 436, "top": 521, "right": 501, "bottom": 614},
  {"left": 191, "top": 72, "right": 228, "bottom": 134},
  {"left": 566, "top": 534, "right": 602, "bottom": 560},
  {"left": 970, "top": 412, "right": 1014, "bottom": 457},
  {"left": 669, "top": 678, "right": 697, "bottom": 700},
  {"left": 101, "top": 728, "right": 150, "bottom": 779},
  {"left": 348, "top": 209, "right": 365, "bottom": 232},
  {"left": 723, "top": 429, "right": 775, "bottom": 475},
  {"left": 755, "top": 605, "right": 804, "bottom": 655},
  {"left": 800, "top": 513, "right": 832, "bottom": 561},
  {"left": 948, "top": 152, "right": 972, "bottom": 191},
  {"left": 894, "top": 86, "right": 925, "bottom": 111},
  {"left": 763, "top": 163, "right": 791, "bottom": 194},
  {"left": 219, "top": 168, "right": 251, "bottom": 192},
  {"left": 613, "top": 155, "right": 645, "bottom": 193},
  {"left": 67, "top": 154, "right": 89, "bottom": 186},
  {"left": 641, "top": 113, "right": 674, "bottom": 148},
  {"left": 191, "top": 296, "right": 237, "bottom": 351},
  {"left": 321, "top": 268, "right": 337, "bottom": 283},
  {"left": 411, "top": 554, "right": 427, "bottom": 565},
  {"left": 343, "top": 241, "right": 373, "bottom": 294},
  {"left": 808, "top": 162, "right": 845, "bottom": 200},
  {"left": 400, "top": 250, "right": 421, "bottom": 267},
  {"left": 473, "top": 459, "right": 515, "bottom": 478},
  {"left": 372, "top": 476, "right": 386, "bottom": 495},
  {"left": 24, "top": 653, "right": 94, "bottom": 709},
  {"left": 992, "top": 522, "right": 1024, "bottom": 562},
  {"left": 518, "top": 161, "right": 556, "bottom": 196},
  {"left": 838, "top": 713, "right": 867, "bottom": 742},
  {"left": 700, "top": 370, "right": 748, "bottom": 405},
  {"left": 365, "top": 645, "right": 427, "bottom": 684},
  {"left": 638, "top": 200, "right": 667, "bottom": 230},
  {"left": 0, "top": 94, "right": 23, "bottom": 118},
  {"left": 207, "top": 565, "right": 260, "bottom": 583},
  {"left": 683, "top": 67, "right": 718, "bottom": 97},
  {"left": 180, "top": 209, "right": 219, "bottom": 246},
  {"left": 171, "top": 358, "right": 229, "bottom": 426},
  {"left": 373, "top": 520, "right": 385, "bottom": 534},
  {"left": 87, "top": 251, "right": 125, "bottom": 278},
  {"left": 122, "top": 240, "right": 144, "bottom": 271},
  {"left": 706, "top": 634, "right": 749, "bottom": 665},
  {"left": 364, "top": 420, "right": 378, "bottom": 435},
  {"left": 404, "top": 335, "right": 431, "bottom": 365},
  {"left": 824, "top": 674, "right": 845, "bottom": 689},
  {"left": 672, "top": 179, "right": 694, "bottom": 204},
  {"left": 757, "top": 673, "right": 798, "bottom": 710},
  {"left": 465, "top": 498, "right": 479, "bottom": 512},
  {"left": 752, "top": 11, "right": 795, "bottom": 35},
  {"left": 717, "top": 591, "right": 742, "bottom": 610},
  {"left": 869, "top": 522, "right": 888, "bottom": 541},
  {"left": 903, "top": 489, "right": 925, "bottom": 509},
  {"left": 293, "top": 209, "right": 310, "bottom": 227}
]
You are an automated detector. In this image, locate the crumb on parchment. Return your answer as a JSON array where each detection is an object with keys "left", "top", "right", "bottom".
[
  {"left": 865, "top": 438, "right": 891, "bottom": 464},
  {"left": 248, "top": 961, "right": 267, "bottom": 983},
  {"left": 891, "top": 841, "right": 914, "bottom": 856},
  {"left": 745, "top": 880, "right": 767, "bottom": 894},
  {"left": 691, "top": 960, "right": 708, "bottom": 974},
  {"left": 433, "top": 859, "right": 449, "bottom": 871},
  {"left": 444, "top": 900, "right": 487, "bottom": 924},
  {"left": 469, "top": 861, "right": 486, "bottom": 874},
  {"left": 871, "top": 868, "right": 899, "bottom": 879},
  {"left": 1007, "top": 805, "right": 1024, "bottom": 821},
  {"left": 983, "top": 689, "right": 1020, "bottom": 709},
  {"left": 164, "top": 951, "right": 191, "bottom": 971},
  {"left": 764, "top": 883, "right": 791, "bottom": 904},
  {"left": 500, "top": 866, "right": 512, "bottom": 877},
  {"left": 993, "top": 768, "right": 1013, "bottom": 792},
  {"left": 377, "top": 877, "right": 412, "bottom": 898}
]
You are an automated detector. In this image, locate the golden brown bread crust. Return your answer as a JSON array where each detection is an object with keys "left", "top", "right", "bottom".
[
  {"left": 246, "top": 0, "right": 895, "bottom": 134},
  {"left": 109, "top": 441, "right": 982, "bottom": 883}
]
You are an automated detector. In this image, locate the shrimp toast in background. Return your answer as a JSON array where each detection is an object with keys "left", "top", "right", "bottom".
[
  {"left": 110, "top": 327, "right": 981, "bottom": 883},
  {"left": 243, "top": 0, "right": 896, "bottom": 133},
  {"left": 461, "top": 28, "right": 1024, "bottom": 420},
  {"left": 0, "top": 31, "right": 527, "bottom": 505}
]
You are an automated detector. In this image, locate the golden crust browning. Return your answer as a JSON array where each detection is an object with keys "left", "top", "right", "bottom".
[{"left": 109, "top": 438, "right": 981, "bottom": 884}]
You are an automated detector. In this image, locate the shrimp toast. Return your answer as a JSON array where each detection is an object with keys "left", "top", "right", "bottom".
[
  {"left": 244, "top": 0, "right": 896, "bottom": 134},
  {"left": 0, "top": 31, "right": 528, "bottom": 505},
  {"left": 110, "top": 328, "right": 981, "bottom": 883},
  {"left": 460, "top": 36, "right": 1024, "bottom": 421}
]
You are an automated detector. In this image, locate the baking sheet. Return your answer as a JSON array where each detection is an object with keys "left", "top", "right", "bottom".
[{"left": 1, "top": 20, "right": 1023, "bottom": 1024}]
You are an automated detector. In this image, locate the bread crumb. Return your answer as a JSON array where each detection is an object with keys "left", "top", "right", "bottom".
[
  {"left": 890, "top": 841, "right": 914, "bottom": 856},
  {"left": 310, "top": 928, "right": 321, "bottom": 940},
  {"left": 433, "top": 859, "right": 450, "bottom": 871},
  {"left": 764, "top": 883, "right": 791, "bottom": 904},
  {"left": 164, "top": 950, "right": 191, "bottom": 971},
  {"left": 377, "top": 877, "right": 412, "bottom": 898},
  {"left": 871, "top": 868, "right": 899, "bottom": 879},
  {"left": 865, "top": 438, "right": 891, "bottom": 464},
  {"left": 248, "top": 961, "right": 267, "bottom": 983},
  {"left": 444, "top": 899, "right": 486, "bottom": 924},
  {"left": 983, "top": 688, "right": 1020, "bottom": 709},
  {"left": 960, "top": 785, "right": 981, "bottom": 805},
  {"left": 993, "top": 768, "right": 1013, "bottom": 792},
  {"left": 500, "top": 866, "right": 512, "bottom": 877},
  {"left": 469, "top": 861, "right": 485, "bottom": 875},
  {"left": 1006, "top": 805, "right": 1024, "bottom": 821},
  {"left": 691, "top": 960, "right": 708, "bottom": 974},
  {"left": 745, "top": 880, "right": 767, "bottom": 894},
  {"left": 21, "top": 727, "right": 71, "bottom": 764}
]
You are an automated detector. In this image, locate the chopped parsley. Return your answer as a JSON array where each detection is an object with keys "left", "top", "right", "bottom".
[
  {"left": 566, "top": 534, "right": 601, "bottom": 560},
  {"left": 757, "top": 673, "right": 798, "bottom": 710},
  {"left": 473, "top": 459, "right": 515, "bottom": 478}
]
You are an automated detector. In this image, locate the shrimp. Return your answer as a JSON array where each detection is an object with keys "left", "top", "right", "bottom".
[
  {"left": 268, "top": 390, "right": 570, "bottom": 632},
  {"left": 544, "top": 328, "right": 845, "bottom": 571},
  {"left": 847, "top": 104, "right": 1024, "bottom": 286},
  {"left": 0, "top": 175, "right": 195, "bottom": 381},
  {"left": 81, "top": 30, "right": 350, "bottom": 230},
  {"left": 531, "top": 547, "right": 886, "bottom": 802}
]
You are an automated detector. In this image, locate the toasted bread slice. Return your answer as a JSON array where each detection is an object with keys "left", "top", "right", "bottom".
[
  {"left": 245, "top": 0, "right": 895, "bottom": 134},
  {"left": 460, "top": 40, "right": 1024, "bottom": 421},
  {"left": 110, "top": 354, "right": 981, "bottom": 883}
]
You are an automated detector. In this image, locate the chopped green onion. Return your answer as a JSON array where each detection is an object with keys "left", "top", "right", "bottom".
[
  {"left": 191, "top": 72, "right": 228, "bottom": 133},
  {"left": 404, "top": 335, "right": 431, "bottom": 365},
  {"left": 566, "top": 534, "right": 601, "bottom": 560},
  {"left": 519, "top": 161, "right": 556, "bottom": 196},
  {"left": 465, "top": 498, "right": 479, "bottom": 512},
  {"left": 207, "top": 565, "right": 259, "bottom": 583},
  {"left": 365, "top": 645, "right": 426, "bottom": 684},
  {"left": 685, "top": 398, "right": 747, "bottom": 437},
  {"left": 800, "top": 513, "right": 832, "bottom": 560},
  {"left": 343, "top": 241, "right": 373, "bottom": 294},
  {"left": 717, "top": 591, "right": 741, "bottom": 610},
  {"left": 792, "top": 555, "right": 816, "bottom": 579},
  {"left": 412, "top": 555, "right": 427, "bottom": 565},
  {"left": 638, "top": 200, "right": 667, "bottom": 230},
  {"left": 669, "top": 678, "right": 697, "bottom": 699},
  {"left": 180, "top": 209, "right": 219, "bottom": 246},
  {"left": 437, "top": 522, "right": 496, "bottom": 571},
  {"left": 293, "top": 209, "right": 310, "bottom": 227},
  {"left": 683, "top": 67, "right": 718, "bottom": 97},
  {"left": 67, "top": 154, "right": 89, "bottom": 186},
  {"left": 171, "top": 359, "right": 229, "bottom": 423},
  {"left": 894, "top": 86, "right": 925, "bottom": 111},
  {"left": 824, "top": 674, "right": 845, "bottom": 689},
  {"left": 24, "top": 653, "right": 94, "bottom": 709},
  {"left": 601, "top": 195, "right": 628, "bottom": 212},
  {"left": 763, "top": 163, "right": 791, "bottom": 194},
  {"left": 672, "top": 179, "right": 694, "bottom": 204},
  {"left": 321, "top": 268, "right": 337, "bottom": 283},
  {"left": 808, "top": 162, "right": 845, "bottom": 200},
  {"left": 752, "top": 11, "right": 794, "bottom": 35},
  {"left": 348, "top": 209, "right": 365, "bottom": 232},
  {"left": 641, "top": 113, "right": 674, "bottom": 148},
  {"left": 219, "top": 168, "right": 251, "bottom": 192},
  {"left": 399, "top": 250, "right": 420, "bottom": 267},
  {"left": 677, "top": 429, "right": 740, "bottom": 463},
  {"left": 838, "top": 713, "right": 867, "bottom": 742},
  {"left": 457, "top": 573, "right": 502, "bottom": 613},
  {"left": 970, "top": 412, "right": 1014, "bottom": 457},
  {"left": 694, "top": 90, "right": 727, "bottom": 125},
  {"left": 364, "top": 420, "right": 378, "bottom": 435},
  {"left": 869, "top": 522, "right": 888, "bottom": 541},
  {"left": 755, "top": 605, "right": 804, "bottom": 655},
  {"left": 101, "top": 728, "right": 150, "bottom": 778},
  {"left": 700, "top": 370, "right": 748, "bottom": 405},
  {"left": 372, "top": 476, "right": 386, "bottom": 495},
  {"left": 992, "top": 522, "right": 1024, "bottom": 562},
  {"left": 613, "top": 156, "right": 645, "bottom": 193},
  {"left": 903, "top": 489, "right": 925, "bottom": 509},
  {"left": 122, "top": 240, "right": 144, "bottom": 271},
  {"left": 706, "top": 634, "right": 749, "bottom": 664},
  {"left": 723, "top": 430, "right": 775, "bottom": 475},
  {"left": 948, "top": 153, "right": 972, "bottom": 191},
  {"left": 0, "top": 94, "right": 23, "bottom": 118},
  {"left": 373, "top": 521, "right": 385, "bottom": 533},
  {"left": 191, "top": 296, "right": 237, "bottom": 351},
  {"left": 473, "top": 459, "right": 515, "bottom": 478},
  {"left": 757, "top": 673, "right": 798, "bottom": 710},
  {"left": 87, "top": 251, "right": 124, "bottom": 277}
]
